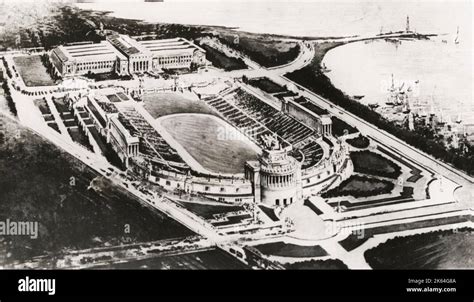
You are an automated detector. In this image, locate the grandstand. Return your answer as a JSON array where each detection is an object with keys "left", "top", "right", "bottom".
[
  {"left": 118, "top": 106, "right": 189, "bottom": 171},
  {"left": 203, "top": 88, "right": 324, "bottom": 169}
]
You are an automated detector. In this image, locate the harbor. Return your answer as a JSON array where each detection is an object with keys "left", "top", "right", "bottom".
[{"left": 322, "top": 17, "right": 472, "bottom": 152}]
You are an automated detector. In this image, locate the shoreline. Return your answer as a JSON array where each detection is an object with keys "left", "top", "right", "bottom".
[
  {"left": 76, "top": 5, "right": 355, "bottom": 42},
  {"left": 285, "top": 37, "right": 474, "bottom": 177}
]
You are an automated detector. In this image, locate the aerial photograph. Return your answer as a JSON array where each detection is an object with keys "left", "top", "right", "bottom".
[{"left": 0, "top": 0, "right": 472, "bottom": 283}]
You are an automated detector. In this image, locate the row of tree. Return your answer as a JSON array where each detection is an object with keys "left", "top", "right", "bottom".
[
  {"left": 40, "top": 54, "right": 61, "bottom": 82},
  {"left": 2, "top": 80, "right": 17, "bottom": 116},
  {"left": 1, "top": 57, "right": 13, "bottom": 79},
  {"left": 217, "top": 36, "right": 301, "bottom": 68}
]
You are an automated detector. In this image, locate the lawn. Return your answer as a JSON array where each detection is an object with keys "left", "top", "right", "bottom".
[
  {"left": 12, "top": 55, "right": 55, "bottom": 87},
  {"left": 377, "top": 146, "right": 424, "bottom": 183},
  {"left": 338, "top": 215, "right": 471, "bottom": 259},
  {"left": 258, "top": 205, "right": 279, "bottom": 222},
  {"left": 47, "top": 122, "right": 60, "bottom": 133},
  {"left": 67, "top": 127, "right": 92, "bottom": 151},
  {"left": 177, "top": 201, "right": 244, "bottom": 220},
  {"left": 285, "top": 259, "right": 348, "bottom": 270},
  {"left": 143, "top": 92, "right": 216, "bottom": 119},
  {"left": 63, "top": 120, "right": 77, "bottom": 127},
  {"left": 329, "top": 187, "right": 415, "bottom": 211},
  {"left": 339, "top": 233, "right": 371, "bottom": 251},
  {"left": 346, "top": 134, "right": 370, "bottom": 149},
  {"left": 33, "top": 99, "right": 52, "bottom": 115},
  {"left": 160, "top": 114, "right": 258, "bottom": 174},
  {"left": 331, "top": 116, "right": 358, "bottom": 136},
  {"left": 43, "top": 115, "right": 55, "bottom": 122},
  {"left": 365, "top": 228, "right": 474, "bottom": 269},
  {"left": 106, "top": 94, "right": 122, "bottom": 103},
  {"left": 350, "top": 150, "right": 402, "bottom": 179},
  {"left": 200, "top": 44, "right": 247, "bottom": 71},
  {"left": 253, "top": 242, "right": 328, "bottom": 258},
  {"left": 321, "top": 175, "right": 394, "bottom": 198},
  {"left": 248, "top": 77, "right": 286, "bottom": 94},
  {"left": 52, "top": 97, "right": 69, "bottom": 113}
]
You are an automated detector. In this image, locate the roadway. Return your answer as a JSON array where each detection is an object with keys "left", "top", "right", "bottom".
[{"left": 217, "top": 35, "right": 473, "bottom": 207}]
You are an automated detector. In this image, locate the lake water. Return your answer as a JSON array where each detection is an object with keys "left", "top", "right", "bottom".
[
  {"left": 322, "top": 38, "right": 474, "bottom": 123},
  {"left": 77, "top": 0, "right": 473, "bottom": 122}
]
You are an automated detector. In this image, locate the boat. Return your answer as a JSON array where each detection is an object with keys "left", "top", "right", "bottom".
[
  {"left": 385, "top": 38, "right": 401, "bottom": 45},
  {"left": 386, "top": 75, "right": 414, "bottom": 107},
  {"left": 321, "top": 63, "right": 331, "bottom": 73},
  {"left": 368, "top": 102, "right": 379, "bottom": 109},
  {"left": 402, "top": 95, "right": 410, "bottom": 114},
  {"left": 454, "top": 26, "right": 460, "bottom": 44},
  {"left": 456, "top": 113, "right": 462, "bottom": 124},
  {"left": 386, "top": 74, "right": 398, "bottom": 105}
]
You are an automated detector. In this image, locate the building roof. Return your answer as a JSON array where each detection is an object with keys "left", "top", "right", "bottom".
[
  {"left": 52, "top": 41, "right": 126, "bottom": 63},
  {"left": 111, "top": 115, "right": 140, "bottom": 143},
  {"left": 321, "top": 116, "right": 332, "bottom": 125},
  {"left": 107, "top": 34, "right": 151, "bottom": 57},
  {"left": 293, "top": 96, "right": 329, "bottom": 116},
  {"left": 139, "top": 37, "right": 205, "bottom": 57}
]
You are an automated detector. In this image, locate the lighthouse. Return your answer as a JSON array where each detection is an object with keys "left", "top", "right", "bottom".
[{"left": 406, "top": 16, "right": 410, "bottom": 33}]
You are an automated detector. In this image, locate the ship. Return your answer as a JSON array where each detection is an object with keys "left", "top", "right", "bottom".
[
  {"left": 402, "top": 94, "right": 410, "bottom": 114},
  {"left": 385, "top": 38, "right": 402, "bottom": 45},
  {"left": 368, "top": 102, "right": 379, "bottom": 109},
  {"left": 454, "top": 26, "right": 460, "bottom": 44},
  {"left": 385, "top": 74, "right": 414, "bottom": 109},
  {"left": 385, "top": 74, "right": 398, "bottom": 105},
  {"left": 321, "top": 63, "right": 331, "bottom": 73}
]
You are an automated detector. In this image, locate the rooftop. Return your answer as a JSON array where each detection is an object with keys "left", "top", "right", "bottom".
[
  {"left": 139, "top": 37, "right": 205, "bottom": 56},
  {"left": 293, "top": 96, "right": 329, "bottom": 117},
  {"left": 53, "top": 41, "right": 127, "bottom": 62},
  {"left": 107, "top": 34, "right": 151, "bottom": 57}
]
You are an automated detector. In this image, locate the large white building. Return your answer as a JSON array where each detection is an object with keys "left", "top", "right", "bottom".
[
  {"left": 106, "top": 34, "right": 153, "bottom": 74},
  {"left": 51, "top": 35, "right": 207, "bottom": 77},
  {"left": 138, "top": 38, "right": 206, "bottom": 71},
  {"left": 50, "top": 41, "right": 128, "bottom": 77}
]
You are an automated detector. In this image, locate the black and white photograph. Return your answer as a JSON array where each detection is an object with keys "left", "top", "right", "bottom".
[{"left": 0, "top": 0, "right": 472, "bottom": 298}]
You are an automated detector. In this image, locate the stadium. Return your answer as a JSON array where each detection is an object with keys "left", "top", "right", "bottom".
[{"left": 68, "top": 76, "right": 352, "bottom": 208}]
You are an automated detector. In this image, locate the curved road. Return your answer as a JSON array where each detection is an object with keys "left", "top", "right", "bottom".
[{"left": 219, "top": 38, "right": 473, "bottom": 207}]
